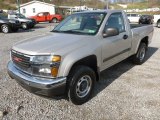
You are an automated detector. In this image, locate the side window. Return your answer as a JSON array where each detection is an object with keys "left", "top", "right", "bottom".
[
  {"left": 105, "top": 12, "right": 125, "bottom": 33},
  {"left": 38, "top": 13, "right": 43, "bottom": 16},
  {"left": 33, "top": 8, "right": 35, "bottom": 13},
  {"left": 23, "top": 8, "right": 26, "bottom": 14},
  {"left": 9, "top": 15, "right": 16, "bottom": 19}
]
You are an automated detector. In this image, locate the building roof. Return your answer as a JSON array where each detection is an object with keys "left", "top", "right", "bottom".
[{"left": 20, "top": 0, "right": 55, "bottom": 7}]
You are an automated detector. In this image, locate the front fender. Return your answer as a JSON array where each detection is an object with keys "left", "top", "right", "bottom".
[{"left": 58, "top": 45, "right": 101, "bottom": 77}]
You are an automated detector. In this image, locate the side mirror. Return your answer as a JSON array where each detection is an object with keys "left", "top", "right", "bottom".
[{"left": 103, "top": 27, "right": 119, "bottom": 38}]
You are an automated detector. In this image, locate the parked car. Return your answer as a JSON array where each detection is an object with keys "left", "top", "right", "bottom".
[
  {"left": 8, "top": 10, "right": 153, "bottom": 105},
  {"left": 139, "top": 15, "right": 154, "bottom": 24},
  {"left": 0, "top": 12, "right": 21, "bottom": 33},
  {"left": 8, "top": 13, "right": 36, "bottom": 30},
  {"left": 127, "top": 13, "right": 141, "bottom": 23},
  {"left": 30, "top": 12, "right": 62, "bottom": 23},
  {"left": 154, "top": 15, "right": 160, "bottom": 28}
]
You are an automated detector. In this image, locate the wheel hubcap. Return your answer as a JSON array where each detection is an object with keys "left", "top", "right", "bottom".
[
  {"left": 22, "top": 24, "right": 27, "bottom": 29},
  {"left": 76, "top": 75, "right": 92, "bottom": 98},
  {"left": 53, "top": 19, "right": 57, "bottom": 23},
  {"left": 2, "top": 26, "right": 8, "bottom": 33},
  {"left": 158, "top": 23, "right": 160, "bottom": 27},
  {"left": 139, "top": 47, "right": 146, "bottom": 61}
]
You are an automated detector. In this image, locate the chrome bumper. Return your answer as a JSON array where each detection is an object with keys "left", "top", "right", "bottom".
[{"left": 7, "top": 61, "right": 67, "bottom": 96}]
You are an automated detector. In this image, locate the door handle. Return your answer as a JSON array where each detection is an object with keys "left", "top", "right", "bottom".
[{"left": 123, "top": 35, "right": 128, "bottom": 40}]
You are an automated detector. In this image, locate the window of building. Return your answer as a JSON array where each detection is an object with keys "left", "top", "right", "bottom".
[
  {"left": 33, "top": 8, "right": 35, "bottom": 13},
  {"left": 23, "top": 8, "right": 26, "bottom": 14}
]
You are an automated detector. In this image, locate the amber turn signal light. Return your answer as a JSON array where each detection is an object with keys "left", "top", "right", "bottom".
[
  {"left": 52, "top": 56, "right": 61, "bottom": 62},
  {"left": 51, "top": 67, "right": 59, "bottom": 77}
]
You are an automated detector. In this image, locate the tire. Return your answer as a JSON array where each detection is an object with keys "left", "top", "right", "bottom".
[
  {"left": 52, "top": 18, "right": 57, "bottom": 23},
  {"left": 1, "top": 24, "right": 10, "bottom": 33},
  {"left": 132, "top": 43, "right": 147, "bottom": 65},
  {"left": 157, "top": 21, "right": 160, "bottom": 28},
  {"left": 67, "top": 65, "right": 96, "bottom": 105},
  {"left": 21, "top": 23, "right": 28, "bottom": 30}
]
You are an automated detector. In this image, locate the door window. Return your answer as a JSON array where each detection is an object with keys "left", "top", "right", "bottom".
[
  {"left": 38, "top": 13, "right": 43, "bottom": 16},
  {"left": 105, "top": 12, "right": 125, "bottom": 33}
]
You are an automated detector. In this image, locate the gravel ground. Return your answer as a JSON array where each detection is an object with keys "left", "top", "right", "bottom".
[{"left": 0, "top": 24, "right": 160, "bottom": 120}]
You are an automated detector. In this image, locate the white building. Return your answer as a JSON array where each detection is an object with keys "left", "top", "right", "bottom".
[{"left": 19, "top": 0, "right": 55, "bottom": 17}]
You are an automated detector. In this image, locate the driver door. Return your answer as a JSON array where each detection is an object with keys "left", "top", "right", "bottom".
[
  {"left": 37, "top": 13, "right": 45, "bottom": 22},
  {"left": 101, "top": 12, "right": 131, "bottom": 70}
]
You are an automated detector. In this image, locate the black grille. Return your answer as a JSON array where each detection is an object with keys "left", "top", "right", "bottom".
[
  {"left": 15, "top": 20, "right": 19, "bottom": 24},
  {"left": 11, "top": 50, "right": 30, "bottom": 69}
]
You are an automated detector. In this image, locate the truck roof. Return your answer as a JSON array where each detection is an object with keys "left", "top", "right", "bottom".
[{"left": 74, "top": 10, "right": 124, "bottom": 14}]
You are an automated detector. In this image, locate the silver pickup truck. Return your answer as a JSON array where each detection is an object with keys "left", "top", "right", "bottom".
[{"left": 7, "top": 10, "right": 154, "bottom": 105}]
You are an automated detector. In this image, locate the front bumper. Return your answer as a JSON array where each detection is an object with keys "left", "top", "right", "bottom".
[{"left": 7, "top": 61, "right": 67, "bottom": 96}]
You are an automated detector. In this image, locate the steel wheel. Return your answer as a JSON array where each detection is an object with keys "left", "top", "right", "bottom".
[
  {"left": 1, "top": 24, "right": 9, "bottom": 33},
  {"left": 68, "top": 65, "right": 96, "bottom": 105},
  {"left": 76, "top": 75, "right": 92, "bottom": 98},
  {"left": 139, "top": 47, "right": 146, "bottom": 61},
  {"left": 22, "top": 23, "right": 28, "bottom": 30},
  {"left": 132, "top": 42, "right": 147, "bottom": 65},
  {"left": 52, "top": 18, "right": 57, "bottom": 23}
]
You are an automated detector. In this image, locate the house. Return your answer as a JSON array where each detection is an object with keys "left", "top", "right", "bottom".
[{"left": 19, "top": 0, "right": 55, "bottom": 17}]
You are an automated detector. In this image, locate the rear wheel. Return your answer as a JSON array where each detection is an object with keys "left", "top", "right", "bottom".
[
  {"left": 22, "top": 23, "right": 28, "bottom": 30},
  {"left": 67, "top": 66, "right": 96, "bottom": 105},
  {"left": 1, "top": 24, "right": 10, "bottom": 33},
  {"left": 52, "top": 18, "right": 57, "bottom": 23},
  {"left": 132, "top": 43, "right": 147, "bottom": 65}
]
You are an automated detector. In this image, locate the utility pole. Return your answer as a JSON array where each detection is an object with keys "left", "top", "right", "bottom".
[
  {"left": 17, "top": 0, "right": 20, "bottom": 13},
  {"left": 106, "top": 0, "right": 109, "bottom": 9},
  {"left": 80, "top": 0, "right": 82, "bottom": 11}
]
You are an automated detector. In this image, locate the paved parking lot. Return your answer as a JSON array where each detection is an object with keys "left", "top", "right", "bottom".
[{"left": 0, "top": 23, "right": 160, "bottom": 120}]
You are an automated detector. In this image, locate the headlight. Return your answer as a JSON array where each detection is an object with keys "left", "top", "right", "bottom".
[{"left": 31, "top": 55, "right": 61, "bottom": 78}]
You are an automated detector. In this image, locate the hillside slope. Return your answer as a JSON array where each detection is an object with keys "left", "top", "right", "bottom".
[{"left": 0, "top": 0, "right": 105, "bottom": 10}]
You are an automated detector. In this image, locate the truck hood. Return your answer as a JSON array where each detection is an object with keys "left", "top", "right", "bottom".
[
  {"left": 12, "top": 32, "right": 93, "bottom": 56},
  {"left": 18, "top": 18, "right": 32, "bottom": 22}
]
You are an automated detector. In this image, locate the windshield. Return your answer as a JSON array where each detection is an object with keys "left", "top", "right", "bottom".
[
  {"left": 0, "top": 13, "right": 8, "bottom": 19},
  {"left": 16, "top": 14, "right": 26, "bottom": 18},
  {"left": 53, "top": 12, "right": 106, "bottom": 35}
]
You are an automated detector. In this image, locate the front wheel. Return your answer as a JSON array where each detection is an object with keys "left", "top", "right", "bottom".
[
  {"left": 1, "top": 24, "right": 10, "bottom": 33},
  {"left": 67, "top": 66, "right": 96, "bottom": 105},
  {"left": 132, "top": 43, "right": 147, "bottom": 65}
]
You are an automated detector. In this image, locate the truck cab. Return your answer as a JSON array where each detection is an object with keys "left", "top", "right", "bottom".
[
  {"left": 0, "top": 12, "right": 21, "bottom": 33},
  {"left": 31, "top": 12, "right": 62, "bottom": 23},
  {"left": 8, "top": 13, "right": 36, "bottom": 29}
]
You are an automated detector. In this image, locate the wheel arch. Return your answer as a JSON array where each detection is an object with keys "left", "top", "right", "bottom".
[
  {"left": 66, "top": 55, "right": 99, "bottom": 81},
  {"left": 136, "top": 36, "right": 149, "bottom": 53}
]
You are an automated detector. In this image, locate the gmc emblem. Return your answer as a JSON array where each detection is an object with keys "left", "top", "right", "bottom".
[{"left": 13, "top": 56, "right": 23, "bottom": 62}]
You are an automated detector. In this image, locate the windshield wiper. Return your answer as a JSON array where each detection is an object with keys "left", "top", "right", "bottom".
[
  {"left": 62, "top": 30, "right": 84, "bottom": 34},
  {"left": 51, "top": 30, "right": 62, "bottom": 33}
]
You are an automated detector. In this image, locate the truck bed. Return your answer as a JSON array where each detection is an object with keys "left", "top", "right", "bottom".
[{"left": 130, "top": 24, "right": 151, "bottom": 29}]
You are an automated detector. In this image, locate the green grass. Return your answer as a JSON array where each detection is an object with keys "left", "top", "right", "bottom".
[{"left": 111, "top": 1, "right": 160, "bottom": 10}]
